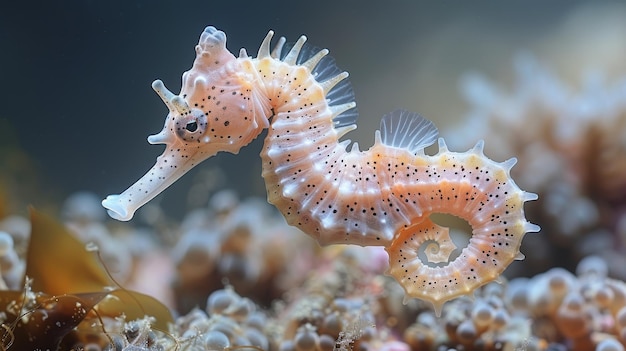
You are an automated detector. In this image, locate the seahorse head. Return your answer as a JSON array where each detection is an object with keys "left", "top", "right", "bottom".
[
  {"left": 102, "top": 27, "right": 271, "bottom": 221},
  {"left": 149, "top": 26, "right": 271, "bottom": 155}
]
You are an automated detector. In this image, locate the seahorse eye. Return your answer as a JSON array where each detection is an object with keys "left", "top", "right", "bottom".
[
  {"left": 175, "top": 110, "right": 207, "bottom": 142},
  {"left": 185, "top": 121, "right": 198, "bottom": 132}
]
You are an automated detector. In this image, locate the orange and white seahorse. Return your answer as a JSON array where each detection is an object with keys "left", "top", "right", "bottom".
[{"left": 102, "top": 26, "right": 539, "bottom": 315}]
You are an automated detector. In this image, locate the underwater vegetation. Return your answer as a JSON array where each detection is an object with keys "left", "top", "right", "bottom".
[{"left": 0, "top": 205, "right": 172, "bottom": 350}]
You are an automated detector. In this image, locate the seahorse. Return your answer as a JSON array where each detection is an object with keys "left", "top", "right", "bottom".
[{"left": 102, "top": 26, "right": 539, "bottom": 315}]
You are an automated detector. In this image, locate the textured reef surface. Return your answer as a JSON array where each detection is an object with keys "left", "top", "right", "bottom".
[{"left": 1, "top": 178, "right": 626, "bottom": 350}]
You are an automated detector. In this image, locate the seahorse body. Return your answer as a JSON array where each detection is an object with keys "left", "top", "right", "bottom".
[{"left": 102, "top": 26, "right": 539, "bottom": 314}]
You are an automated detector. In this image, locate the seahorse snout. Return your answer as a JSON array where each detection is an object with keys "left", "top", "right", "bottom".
[
  {"left": 102, "top": 143, "right": 219, "bottom": 221},
  {"left": 101, "top": 194, "right": 131, "bottom": 221}
]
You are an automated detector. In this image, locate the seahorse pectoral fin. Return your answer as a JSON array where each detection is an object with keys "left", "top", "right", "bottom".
[
  {"left": 378, "top": 109, "right": 439, "bottom": 154},
  {"left": 102, "top": 144, "right": 219, "bottom": 221}
]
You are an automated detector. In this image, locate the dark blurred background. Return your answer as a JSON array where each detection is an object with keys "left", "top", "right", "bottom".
[{"left": 1, "top": 1, "right": 624, "bottom": 218}]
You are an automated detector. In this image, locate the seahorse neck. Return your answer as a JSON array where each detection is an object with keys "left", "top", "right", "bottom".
[
  {"left": 252, "top": 56, "right": 360, "bottom": 212},
  {"left": 251, "top": 57, "right": 342, "bottom": 162},
  {"left": 252, "top": 57, "right": 408, "bottom": 249}
]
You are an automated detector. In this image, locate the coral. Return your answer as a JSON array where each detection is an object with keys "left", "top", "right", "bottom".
[
  {"left": 138, "top": 230, "right": 407, "bottom": 351},
  {"left": 165, "top": 288, "right": 269, "bottom": 351},
  {"left": 101, "top": 317, "right": 165, "bottom": 351},
  {"left": 0, "top": 215, "right": 29, "bottom": 291},
  {"left": 398, "top": 256, "right": 626, "bottom": 350},
  {"left": 171, "top": 190, "right": 317, "bottom": 313},
  {"left": 0, "top": 184, "right": 606, "bottom": 350},
  {"left": 3, "top": 184, "right": 626, "bottom": 349},
  {"left": 0, "top": 231, "right": 23, "bottom": 290}
]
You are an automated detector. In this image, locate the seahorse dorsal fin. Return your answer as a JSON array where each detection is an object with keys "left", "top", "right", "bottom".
[
  {"left": 379, "top": 109, "right": 439, "bottom": 153},
  {"left": 278, "top": 41, "right": 358, "bottom": 128}
]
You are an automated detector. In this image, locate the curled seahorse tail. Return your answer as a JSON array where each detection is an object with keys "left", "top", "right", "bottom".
[{"left": 384, "top": 138, "right": 539, "bottom": 316}]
